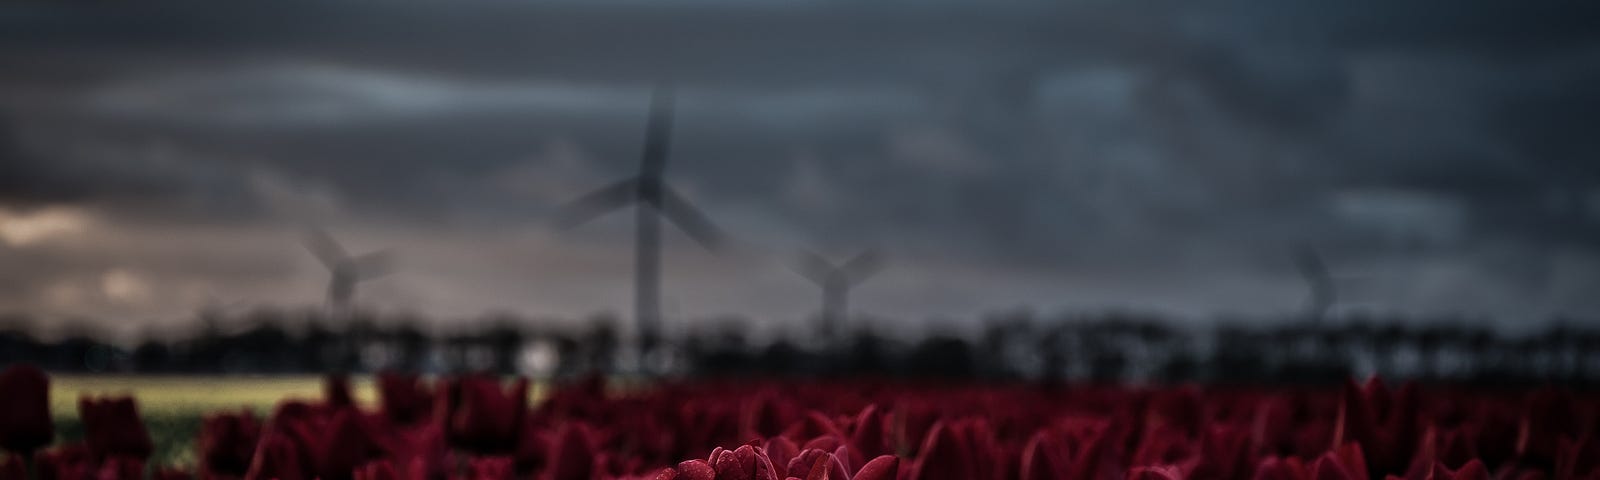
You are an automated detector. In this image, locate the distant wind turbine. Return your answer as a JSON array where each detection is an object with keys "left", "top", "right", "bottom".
[
  {"left": 1291, "top": 243, "right": 1335, "bottom": 323},
  {"left": 301, "top": 226, "right": 394, "bottom": 317},
  {"left": 792, "top": 249, "right": 885, "bottom": 340},
  {"left": 554, "top": 85, "right": 724, "bottom": 354}
]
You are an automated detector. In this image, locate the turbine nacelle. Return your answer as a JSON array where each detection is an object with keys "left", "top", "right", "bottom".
[
  {"left": 791, "top": 248, "right": 886, "bottom": 340},
  {"left": 302, "top": 226, "right": 394, "bottom": 313}
]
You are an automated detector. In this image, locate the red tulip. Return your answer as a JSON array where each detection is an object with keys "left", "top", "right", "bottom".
[
  {"left": 784, "top": 412, "right": 846, "bottom": 445},
  {"left": 1254, "top": 457, "right": 1310, "bottom": 480},
  {"left": 96, "top": 455, "right": 146, "bottom": 480},
  {"left": 786, "top": 449, "right": 848, "bottom": 480},
  {"left": 1555, "top": 436, "right": 1600, "bottom": 480},
  {"left": 287, "top": 407, "right": 380, "bottom": 480},
  {"left": 907, "top": 419, "right": 1003, "bottom": 480},
  {"left": 199, "top": 410, "right": 261, "bottom": 477},
  {"left": 547, "top": 423, "right": 599, "bottom": 480},
  {"left": 462, "top": 456, "right": 514, "bottom": 480},
  {"left": 1310, "top": 443, "right": 1368, "bottom": 480},
  {"left": 78, "top": 396, "right": 154, "bottom": 460},
  {"left": 1189, "top": 426, "right": 1252, "bottom": 480},
  {"left": 245, "top": 431, "right": 307, "bottom": 480},
  {"left": 709, "top": 444, "right": 779, "bottom": 480},
  {"left": 852, "top": 455, "right": 898, "bottom": 480},
  {"left": 847, "top": 405, "right": 889, "bottom": 460},
  {"left": 1425, "top": 460, "right": 1488, "bottom": 480},
  {"left": 377, "top": 372, "right": 434, "bottom": 426},
  {"left": 1518, "top": 388, "right": 1579, "bottom": 465},
  {"left": 444, "top": 376, "right": 529, "bottom": 454},
  {"left": 36, "top": 444, "right": 94, "bottom": 480},
  {"left": 1131, "top": 425, "right": 1198, "bottom": 469},
  {"left": 1020, "top": 431, "right": 1065, "bottom": 480},
  {"left": 1145, "top": 386, "right": 1204, "bottom": 438},
  {"left": 0, "top": 365, "right": 53, "bottom": 455},
  {"left": 1404, "top": 427, "right": 1480, "bottom": 480},
  {"left": 355, "top": 460, "right": 400, "bottom": 480},
  {"left": 675, "top": 459, "right": 716, "bottom": 480},
  {"left": 1129, "top": 465, "right": 1186, "bottom": 480},
  {"left": 742, "top": 393, "right": 798, "bottom": 441},
  {"left": 763, "top": 436, "right": 800, "bottom": 478}
]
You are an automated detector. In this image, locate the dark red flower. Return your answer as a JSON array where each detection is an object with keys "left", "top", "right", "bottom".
[
  {"left": 1554, "top": 436, "right": 1600, "bottom": 480},
  {"left": 245, "top": 431, "right": 307, "bottom": 480},
  {"left": 907, "top": 419, "right": 1003, "bottom": 480},
  {"left": 78, "top": 396, "right": 154, "bottom": 460},
  {"left": 675, "top": 459, "right": 716, "bottom": 480},
  {"left": 1518, "top": 388, "right": 1579, "bottom": 465},
  {"left": 546, "top": 422, "right": 599, "bottom": 480},
  {"left": 35, "top": 444, "right": 94, "bottom": 480},
  {"left": 199, "top": 410, "right": 261, "bottom": 477},
  {"left": 709, "top": 444, "right": 779, "bottom": 480},
  {"left": 1020, "top": 431, "right": 1064, "bottom": 480},
  {"left": 1145, "top": 386, "right": 1204, "bottom": 438},
  {"left": 463, "top": 456, "right": 514, "bottom": 480},
  {"left": 1131, "top": 425, "right": 1198, "bottom": 469},
  {"left": 1190, "top": 426, "right": 1252, "bottom": 480},
  {"left": 848, "top": 405, "right": 889, "bottom": 460},
  {"left": 786, "top": 449, "right": 847, "bottom": 480},
  {"left": 1310, "top": 443, "right": 1368, "bottom": 480},
  {"left": 762, "top": 436, "right": 799, "bottom": 478},
  {"left": 853, "top": 455, "right": 899, "bottom": 480},
  {"left": 443, "top": 376, "right": 529, "bottom": 454},
  {"left": 287, "top": 407, "right": 381, "bottom": 480},
  {"left": 0, "top": 365, "right": 54, "bottom": 455},
  {"left": 355, "top": 460, "right": 400, "bottom": 480},
  {"left": 1129, "top": 465, "right": 1185, "bottom": 480},
  {"left": 377, "top": 372, "right": 434, "bottom": 426},
  {"left": 96, "top": 455, "right": 147, "bottom": 480},
  {"left": 1425, "top": 460, "right": 1488, "bottom": 480},
  {"left": 1253, "top": 457, "right": 1309, "bottom": 480}
]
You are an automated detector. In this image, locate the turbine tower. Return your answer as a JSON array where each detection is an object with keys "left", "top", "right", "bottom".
[
  {"left": 555, "top": 85, "right": 723, "bottom": 357},
  {"left": 1291, "top": 243, "right": 1335, "bottom": 323},
  {"left": 792, "top": 249, "right": 885, "bottom": 341},
  {"left": 301, "top": 226, "right": 393, "bottom": 318}
]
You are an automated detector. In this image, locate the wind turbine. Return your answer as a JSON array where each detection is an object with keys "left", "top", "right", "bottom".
[
  {"left": 791, "top": 249, "right": 885, "bottom": 341},
  {"left": 301, "top": 226, "right": 394, "bottom": 318},
  {"left": 554, "top": 85, "right": 724, "bottom": 356},
  {"left": 1291, "top": 243, "right": 1335, "bottom": 324}
]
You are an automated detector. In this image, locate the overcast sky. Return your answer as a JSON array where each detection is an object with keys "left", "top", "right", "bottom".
[{"left": 1, "top": 0, "right": 1597, "bottom": 338}]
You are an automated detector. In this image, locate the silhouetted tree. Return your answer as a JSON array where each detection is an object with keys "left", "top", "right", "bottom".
[{"left": 905, "top": 335, "right": 973, "bottom": 378}]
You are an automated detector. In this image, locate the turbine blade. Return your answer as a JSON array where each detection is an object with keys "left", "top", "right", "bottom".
[
  {"left": 301, "top": 226, "right": 349, "bottom": 270},
  {"left": 552, "top": 178, "right": 637, "bottom": 229},
  {"left": 639, "top": 84, "right": 675, "bottom": 177},
  {"left": 791, "top": 249, "right": 835, "bottom": 286},
  {"left": 352, "top": 249, "right": 396, "bottom": 280},
  {"left": 841, "top": 248, "right": 886, "bottom": 283},
  {"left": 659, "top": 185, "right": 723, "bottom": 250}
]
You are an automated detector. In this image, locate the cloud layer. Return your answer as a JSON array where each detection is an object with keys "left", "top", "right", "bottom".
[{"left": 1, "top": 0, "right": 1597, "bottom": 338}]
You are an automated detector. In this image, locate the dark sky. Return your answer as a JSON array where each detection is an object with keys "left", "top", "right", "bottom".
[{"left": 1, "top": 1, "right": 1597, "bottom": 338}]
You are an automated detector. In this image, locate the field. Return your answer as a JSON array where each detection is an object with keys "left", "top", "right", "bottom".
[
  {"left": 22, "top": 372, "right": 1590, "bottom": 479},
  {"left": 47, "top": 375, "right": 544, "bottom": 469}
]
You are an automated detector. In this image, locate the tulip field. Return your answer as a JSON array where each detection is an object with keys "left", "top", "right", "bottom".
[{"left": 2, "top": 365, "right": 1599, "bottom": 480}]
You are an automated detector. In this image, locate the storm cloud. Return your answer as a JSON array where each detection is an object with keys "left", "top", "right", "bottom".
[{"left": 1, "top": 0, "right": 1597, "bottom": 338}]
